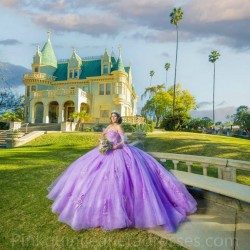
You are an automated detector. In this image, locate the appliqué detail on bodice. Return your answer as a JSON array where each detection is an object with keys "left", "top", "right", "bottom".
[{"left": 105, "top": 130, "right": 122, "bottom": 144}]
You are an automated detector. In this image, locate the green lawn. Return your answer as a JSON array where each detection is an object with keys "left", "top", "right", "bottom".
[
  {"left": 144, "top": 131, "right": 250, "bottom": 185},
  {"left": 1, "top": 131, "right": 249, "bottom": 250},
  {"left": 0, "top": 132, "right": 185, "bottom": 250}
]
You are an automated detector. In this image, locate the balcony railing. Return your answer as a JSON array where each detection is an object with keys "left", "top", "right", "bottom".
[
  {"left": 23, "top": 72, "right": 56, "bottom": 81},
  {"left": 31, "top": 89, "right": 87, "bottom": 98},
  {"left": 122, "top": 116, "right": 145, "bottom": 124}
]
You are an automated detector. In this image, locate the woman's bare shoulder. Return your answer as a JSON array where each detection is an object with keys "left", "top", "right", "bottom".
[{"left": 116, "top": 124, "right": 124, "bottom": 133}]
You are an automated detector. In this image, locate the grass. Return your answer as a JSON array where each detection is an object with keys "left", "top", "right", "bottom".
[
  {"left": 1, "top": 131, "right": 250, "bottom": 249},
  {"left": 0, "top": 132, "right": 185, "bottom": 250},
  {"left": 144, "top": 131, "right": 250, "bottom": 185}
]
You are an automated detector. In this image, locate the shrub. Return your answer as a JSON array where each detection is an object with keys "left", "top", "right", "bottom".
[
  {"left": 135, "top": 124, "right": 147, "bottom": 132},
  {"left": 146, "top": 123, "right": 154, "bottom": 132},
  {"left": 0, "top": 122, "right": 9, "bottom": 130},
  {"left": 122, "top": 123, "right": 136, "bottom": 132},
  {"left": 92, "top": 123, "right": 107, "bottom": 132},
  {"left": 83, "top": 127, "right": 93, "bottom": 132}
]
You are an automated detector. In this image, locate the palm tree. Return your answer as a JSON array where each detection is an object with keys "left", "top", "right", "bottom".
[
  {"left": 164, "top": 63, "right": 170, "bottom": 88},
  {"left": 70, "top": 110, "right": 91, "bottom": 131},
  {"left": 209, "top": 50, "right": 220, "bottom": 123},
  {"left": 170, "top": 7, "right": 183, "bottom": 117},
  {"left": 149, "top": 70, "right": 155, "bottom": 86}
]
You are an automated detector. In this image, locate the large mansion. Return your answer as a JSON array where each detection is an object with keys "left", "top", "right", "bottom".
[{"left": 23, "top": 33, "right": 138, "bottom": 125}]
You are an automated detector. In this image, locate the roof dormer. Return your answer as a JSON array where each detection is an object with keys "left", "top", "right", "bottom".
[
  {"left": 68, "top": 48, "right": 82, "bottom": 68},
  {"left": 101, "top": 48, "right": 111, "bottom": 75},
  {"left": 68, "top": 48, "right": 82, "bottom": 79}
]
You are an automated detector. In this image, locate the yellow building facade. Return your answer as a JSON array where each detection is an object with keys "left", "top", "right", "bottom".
[{"left": 23, "top": 33, "right": 138, "bottom": 125}]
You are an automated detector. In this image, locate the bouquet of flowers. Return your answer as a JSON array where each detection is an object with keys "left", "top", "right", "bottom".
[{"left": 99, "top": 137, "right": 113, "bottom": 154}]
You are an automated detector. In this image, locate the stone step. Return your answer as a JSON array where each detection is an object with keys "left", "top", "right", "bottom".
[{"left": 0, "top": 132, "right": 7, "bottom": 147}]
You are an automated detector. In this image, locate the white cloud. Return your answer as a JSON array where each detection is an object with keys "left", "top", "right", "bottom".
[
  {"left": 186, "top": 0, "right": 250, "bottom": 23},
  {"left": 32, "top": 13, "right": 127, "bottom": 36},
  {"left": 1, "top": 0, "right": 250, "bottom": 50}
]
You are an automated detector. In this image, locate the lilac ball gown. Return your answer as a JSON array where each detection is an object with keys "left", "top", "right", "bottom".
[{"left": 47, "top": 130, "right": 197, "bottom": 232}]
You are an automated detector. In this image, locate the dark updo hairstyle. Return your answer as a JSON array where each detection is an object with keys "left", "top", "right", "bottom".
[{"left": 110, "top": 111, "right": 122, "bottom": 124}]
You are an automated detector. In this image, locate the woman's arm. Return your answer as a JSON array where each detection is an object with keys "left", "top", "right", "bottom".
[{"left": 101, "top": 125, "right": 110, "bottom": 138}]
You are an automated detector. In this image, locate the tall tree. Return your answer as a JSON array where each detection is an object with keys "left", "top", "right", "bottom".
[
  {"left": 170, "top": 7, "right": 183, "bottom": 117},
  {"left": 141, "top": 84, "right": 165, "bottom": 100},
  {"left": 209, "top": 50, "right": 220, "bottom": 123},
  {"left": 149, "top": 70, "right": 155, "bottom": 86},
  {"left": 164, "top": 63, "right": 170, "bottom": 88}
]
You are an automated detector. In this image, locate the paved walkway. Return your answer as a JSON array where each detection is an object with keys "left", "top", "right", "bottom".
[{"left": 148, "top": 197, "right": 250, "bottom": 250}]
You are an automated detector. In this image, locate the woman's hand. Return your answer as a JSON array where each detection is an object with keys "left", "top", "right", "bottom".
[{"left": 113, "top": 143, "right": 122, "bottom": 150}]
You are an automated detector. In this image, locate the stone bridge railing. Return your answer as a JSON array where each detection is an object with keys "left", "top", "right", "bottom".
[{"left": 148, "top": 152, "right": 250, "bottom": 183}]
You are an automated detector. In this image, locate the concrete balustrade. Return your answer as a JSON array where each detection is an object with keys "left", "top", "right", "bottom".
[
  {"left": 148, "top": 152, "right": 250, "bottom": 183},
  {"left": 147, "top": 151, "right": 250, "bottom": 204}
]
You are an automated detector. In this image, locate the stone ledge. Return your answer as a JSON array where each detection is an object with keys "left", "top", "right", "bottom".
[
  {"left": 171, "top": 170, "right": 250, "bottom": 203},
  {"left": 188, "top": 187, "right": 250, "bottom": 214}
]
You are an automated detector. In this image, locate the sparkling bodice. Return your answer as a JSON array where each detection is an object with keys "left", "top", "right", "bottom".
[{"left": 105, "top": 130, "right": 122, "bottom": 145}]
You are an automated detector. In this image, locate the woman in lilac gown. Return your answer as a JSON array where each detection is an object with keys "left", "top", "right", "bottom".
[{"left": 47, "top": 111, "right": 197, "bottom": 232}]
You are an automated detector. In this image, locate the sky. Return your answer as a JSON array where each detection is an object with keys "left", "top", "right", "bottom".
[{"left": 0, "top": 0, "right": 249, "bottom": 118}]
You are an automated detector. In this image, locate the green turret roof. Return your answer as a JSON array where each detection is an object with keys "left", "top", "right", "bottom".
[
  {"left": 116, "top": 56, "right": 125, "bottom": 71},
  {"left": 111, "top": 47, "right": 125, "bottom": 72},
  {"left": 41, "top": 32, "right": 57, "bottom": 68}
]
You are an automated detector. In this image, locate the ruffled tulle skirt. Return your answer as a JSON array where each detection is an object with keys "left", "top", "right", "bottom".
[{"left": 47, "top": 145, "right": 197, "bottom": 232}]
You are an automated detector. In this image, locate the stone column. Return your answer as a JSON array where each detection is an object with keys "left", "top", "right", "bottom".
[
  {"left": 62, "top": 107, "right": 65, "bottom": 122},
  {"left": 58, "top": 105, "right": 65, "bottom": 123},
  {"left": 222, "top": 167, "right": 236, "bottom": 182},
  {"left": 43, "top": 103, "right": 49, "bottom": 123},
  {"left": 30, "top": 103, "right": 35, "bottom": 123}
]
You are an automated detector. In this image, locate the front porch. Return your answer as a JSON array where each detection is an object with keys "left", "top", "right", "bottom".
[{"left": 27, "top": 88, "right": 91, "bottom": 124}]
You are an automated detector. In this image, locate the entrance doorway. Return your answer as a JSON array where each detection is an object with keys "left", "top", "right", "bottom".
[
  {"left": 49, "top": 101, "right": 59, "bottom": 123},
  {"left": 64, "top": 101, "right": 75, "bottom": 121},
  {"left": 35, "top": 102, "right": 43, "bottom": 123}
]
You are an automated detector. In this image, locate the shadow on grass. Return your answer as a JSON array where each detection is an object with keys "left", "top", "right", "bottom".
[{"left": 0, "top": 145, "right": 95, "bottom": 168}]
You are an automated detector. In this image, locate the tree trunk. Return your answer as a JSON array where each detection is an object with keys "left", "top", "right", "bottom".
[
  {"left": 166, "top": 71, "right": 168, "bottom": 89},
  {"left": 173, "top": 25, "right": 179, "bottom": 118},
  {"left": 213, "top": 63, "right": 216, "bottom": 123},
  {"left": 156, "top": 117, "right": 160, "bottom": 127}
]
